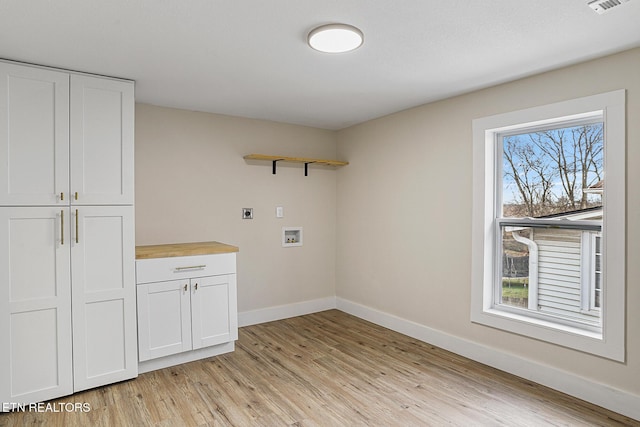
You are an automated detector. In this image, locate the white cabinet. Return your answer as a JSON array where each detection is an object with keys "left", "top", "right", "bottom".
[
  {"left": 0, "top": 63, "right": 69, "bottom": 206},
  {"left": 0, "top": 60, "right": 136, "bottom": 406},
  {"left": 191, "top": 274, "right": 237, "bottom": 349},
  {"left": 69, "top": 75, "right": 134, "bottom": 206},
  {"left": 0, "top": 207, "right": 73, "bottom": 404},
  {"left": 0, "top": 206, "right": 137, "bottom": 400},
  {"left": 71, "top": 206, "right": 137, "bottom": 392},
  {"left": 137, "top": 279, "right": 193, "bottom": 360},
  {"left": 137, "top": 274, "right": 237, "bottom": 361},
  {"left": 136, "top": 251, "right": 238, "bottom": 371},
  {"left": 0, "top": 61, "right": 134, "bottom": 206}
]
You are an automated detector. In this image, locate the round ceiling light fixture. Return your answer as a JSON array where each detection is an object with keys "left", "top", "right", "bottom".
[{"left": 307, "top": 24, "right": 364, "bottom": 53}]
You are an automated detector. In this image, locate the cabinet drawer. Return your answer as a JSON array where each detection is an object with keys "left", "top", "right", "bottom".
[{"left": 136, "top": 253, "right": 236, "bottom": 284}]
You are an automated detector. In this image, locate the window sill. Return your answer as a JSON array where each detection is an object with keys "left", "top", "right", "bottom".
[
  {"left": 471, "top": 306, "right": 623, "bottom": 361},
  {"left": 479, "top": 307, "right": 602, "bottom": 340}
]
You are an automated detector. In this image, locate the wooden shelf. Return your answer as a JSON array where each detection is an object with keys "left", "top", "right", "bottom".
[
  {"left": 244, "top": 154, "right": 349, "bottom": 167},
  {"left": 244, "top": 154, "right": 348, "bottom": 176}
]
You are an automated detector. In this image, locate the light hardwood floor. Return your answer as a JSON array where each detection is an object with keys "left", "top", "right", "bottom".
[{"left": 1, "top": 310, "right": 638, "bottom": 426}]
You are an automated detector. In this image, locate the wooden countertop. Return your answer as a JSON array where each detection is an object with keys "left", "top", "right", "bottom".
[{"left": 135, "top": 241, "right": 239, "bottom": 259}]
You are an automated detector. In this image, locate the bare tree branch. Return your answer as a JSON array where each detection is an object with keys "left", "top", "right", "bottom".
[{"left": 502, "top": 124, "right": 603, "bottom": 217}]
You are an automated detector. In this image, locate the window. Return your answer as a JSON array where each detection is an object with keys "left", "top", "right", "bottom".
[
  {"left": 498, "top": 119, "right": 604, "bottom": 331},
  {"left": 471, "top": 90, "right": 625, "bottom": 361}
]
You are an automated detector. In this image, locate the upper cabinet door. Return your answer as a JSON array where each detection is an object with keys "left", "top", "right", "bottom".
[
  {"left": 0, "top": 62, "right": 70, "bottom": 206},
  {"left": 70, "top": 75, "right": 134, "bottom": 206}
]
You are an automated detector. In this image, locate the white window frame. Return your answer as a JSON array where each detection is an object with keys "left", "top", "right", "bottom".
[{"left": 471, "top": 90, "right": 625, "bottom": 361}]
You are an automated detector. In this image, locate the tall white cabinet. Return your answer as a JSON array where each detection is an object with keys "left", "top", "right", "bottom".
[{"left": 0, "top": 60, "right": 137, "bottom": 405}]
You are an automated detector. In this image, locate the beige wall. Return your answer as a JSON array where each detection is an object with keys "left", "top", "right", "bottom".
[
  {"left": 135, "top": 105, "right": 338, "bottom": 312},
  {"left": 335, "top": 48, "right": 640, "bottom": 394},
  {"left": 135, "top": 48, "right": 640, "bottom": 401}
]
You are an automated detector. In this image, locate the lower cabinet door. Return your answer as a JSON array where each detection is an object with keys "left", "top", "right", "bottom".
[
  {"left": 191, "top": 274, "right": 238, "bottom": 349},
  {"left": 137, "top": 279, "right": 192, "bottom": 361},
  {"left": 71, "top": 206, "right": 137, "bottom": 391},
  {"left": 0, "top": 207, "right": 73, "bottom": 405}
]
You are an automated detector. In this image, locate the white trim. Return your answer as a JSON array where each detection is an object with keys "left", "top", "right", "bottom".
[
  {"left": 471, "top": 90, "right": 626, "bottom": 361},
  {"left": 0, "top": 58, "right": 134, "bottom": 84},
  {"left": 238, "top": 296, "right": 336, "bottom": 327},
  {"left": 138, "top": 341, "right": 235, "bottom": 374},
  {"left": 336, "top": 297, "right": 640, "bottom": 422}
]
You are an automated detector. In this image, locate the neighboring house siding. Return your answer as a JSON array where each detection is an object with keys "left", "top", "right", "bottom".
[{"left": 533, "top": 229, "right": 599, "bottom": 326}]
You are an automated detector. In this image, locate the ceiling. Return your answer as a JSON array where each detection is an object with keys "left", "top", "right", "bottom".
[{"left": 1, "top": 1, "right": 639, "bottom": 130}]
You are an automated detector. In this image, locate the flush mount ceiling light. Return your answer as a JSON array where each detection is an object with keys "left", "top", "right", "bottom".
[{"left": 307, "top": 24, "right": 364, "bottom": 53}]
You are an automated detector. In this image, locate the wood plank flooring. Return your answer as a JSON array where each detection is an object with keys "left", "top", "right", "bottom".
[{"left": 1, "top": 310, "right": 637, "bottom": 426}]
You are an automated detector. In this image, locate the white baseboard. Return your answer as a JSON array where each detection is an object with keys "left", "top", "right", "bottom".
[
  {"left": 238, "top": 296, "right": 337, "bottom": 327},
  {"left": 335, "top": 297, "right": 640, "bottom": 421}
]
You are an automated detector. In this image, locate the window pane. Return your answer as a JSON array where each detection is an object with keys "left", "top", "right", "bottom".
[
  {"left": 499, "top": 122, "right": 604, "bottom": 327},
  {"left": 502, "top": 123, "right": 604, "bottom": 219},
  {"left": 499, "top": 225, "right": 601, "bottom": 328},
  {"left": 501, "top": 227, "right": 530, "bottom": 308}
]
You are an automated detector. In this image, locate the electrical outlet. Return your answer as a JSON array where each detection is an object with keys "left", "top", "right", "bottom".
[{"left": 242, "top": 208, "right": 253, "bottom": 219}]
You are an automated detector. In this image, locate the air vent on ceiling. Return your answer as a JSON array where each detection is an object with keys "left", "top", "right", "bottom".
[{"left": 588, "top": 0, "right": 631, "bottom": 14}]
